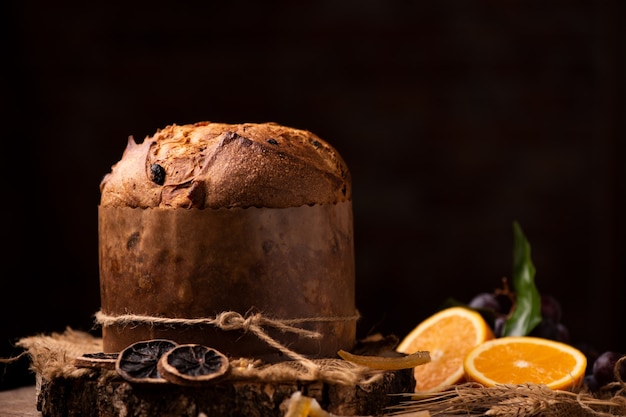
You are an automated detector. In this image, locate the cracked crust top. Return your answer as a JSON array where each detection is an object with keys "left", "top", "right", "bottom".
[{"left": 99, "top": 121, "right": 351, "bottom": 209}]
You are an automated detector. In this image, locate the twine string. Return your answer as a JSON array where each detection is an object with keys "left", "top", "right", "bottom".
[{"left": 94, "top": 310, "right": 359, "bottom": 367}]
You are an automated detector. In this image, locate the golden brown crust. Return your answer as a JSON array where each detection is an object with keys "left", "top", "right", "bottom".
[{"left": 100, "top": 122, "right": 351, "bottom": 209}]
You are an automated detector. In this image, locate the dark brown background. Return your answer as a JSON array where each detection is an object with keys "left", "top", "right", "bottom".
[{"left": 1, "top": 1, "right": 624, "bottom": 389}]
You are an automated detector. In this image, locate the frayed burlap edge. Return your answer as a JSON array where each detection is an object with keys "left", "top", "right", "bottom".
[
  {"left": 16, "top": 327, "right": 104, "bottom": 380},
  {"left": 15, "top": 327, "right": 386, "bottom": 387}
]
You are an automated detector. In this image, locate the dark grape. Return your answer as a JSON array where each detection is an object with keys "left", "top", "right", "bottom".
[
  {"left": 540, "top": 294, "right": 562, "bottom": 323},
  {"left": 529, "top": 319, "right": 560, "bottom": 341},
  {"left": 584, "top": 374, "right": 601, "bottom": 392},
  {"left": 493, "top": 315, "right": 506, "bottom": 338},
  {"left": 592, "top": 351, "right": 626, "bottom": 386},
  {"left": 556, "top": 323, "right": 570, "bottom": 344},
  {"left": 574, "top": 342, "right": 602, "bottom": 374},
  {"left": 468, "top": 293, "right": 501, "bottom": 312},
  {"left": 494, "top": 293, "right": 513, "bottom": 315}
]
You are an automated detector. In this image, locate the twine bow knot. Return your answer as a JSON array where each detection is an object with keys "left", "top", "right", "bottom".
[
  {"left": 213, "top": 311, "right": 322, "bottom": 339},
  {"left": 215, "top": 311, "right": 257, "bottom": 332}
]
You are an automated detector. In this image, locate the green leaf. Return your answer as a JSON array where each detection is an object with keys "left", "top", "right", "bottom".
[{"left": 502, "top": 221, "right": 542, "bottom": 336}]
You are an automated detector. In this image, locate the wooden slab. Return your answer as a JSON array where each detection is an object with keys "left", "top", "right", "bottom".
[{"left": 35, "top": 368, "right": 414, "bottom": 417}]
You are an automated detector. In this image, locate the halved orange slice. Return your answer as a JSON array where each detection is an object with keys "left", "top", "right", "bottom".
[
  {"left": 396, "top": 306, "right": 494, "bottom": 394},
  {"left": 463, "top": 336, "right": 587, "bottom": 390}
]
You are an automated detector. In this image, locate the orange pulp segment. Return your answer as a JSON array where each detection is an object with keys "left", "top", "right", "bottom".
[
  {"left": 396, "top": 306, "right": 494, "bottom": 394},
  {"left": 463, "top": 336, "right": 587, "bottom": 390}
]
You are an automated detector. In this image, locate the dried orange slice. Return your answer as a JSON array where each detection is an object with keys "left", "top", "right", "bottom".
[
  {"left": 115, "top": 339, "right": 178, "bottom": 384},
  {"left": 463, "top": 336, "right": 587, "bottom": 390},
  {"left": 157, "top": 344, "right": 230, "bottom": 386},
  {"left": 396, "top": 306, "right": 494, "bottom": 394}
]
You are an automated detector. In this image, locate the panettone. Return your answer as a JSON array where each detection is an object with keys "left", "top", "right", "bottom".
[{"left": 97, "top": 122, "right": 357, "bottom": 362}]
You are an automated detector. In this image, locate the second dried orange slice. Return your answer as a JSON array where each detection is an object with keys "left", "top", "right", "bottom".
[
  {"left": 396, "top": 306, "right": 494, "bottom": 394},
  {"left": 463, "top": 336, "right": 587, "bottom": 390}
]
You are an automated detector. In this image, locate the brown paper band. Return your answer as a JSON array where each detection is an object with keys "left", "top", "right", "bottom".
[{"left": 98, "top": 202, "right": 356, "bottom": 359}]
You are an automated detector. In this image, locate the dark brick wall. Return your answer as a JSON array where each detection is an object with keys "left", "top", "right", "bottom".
[{"left": 2, "top": 0, "right": 624, "bottom": 388}]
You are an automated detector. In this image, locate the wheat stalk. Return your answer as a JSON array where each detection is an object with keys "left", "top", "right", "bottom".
[{"left": 385, "top": 383, "right": 626, "bottom": 417}]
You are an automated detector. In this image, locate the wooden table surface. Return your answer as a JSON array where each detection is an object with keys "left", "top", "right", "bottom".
[{"left": 0, "top": 386, "right": 41, "bottom": 417}]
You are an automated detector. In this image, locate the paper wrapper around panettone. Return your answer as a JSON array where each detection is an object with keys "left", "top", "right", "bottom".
[{"left": 98, "top": 201, "right": 356, "bottom": 362}]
